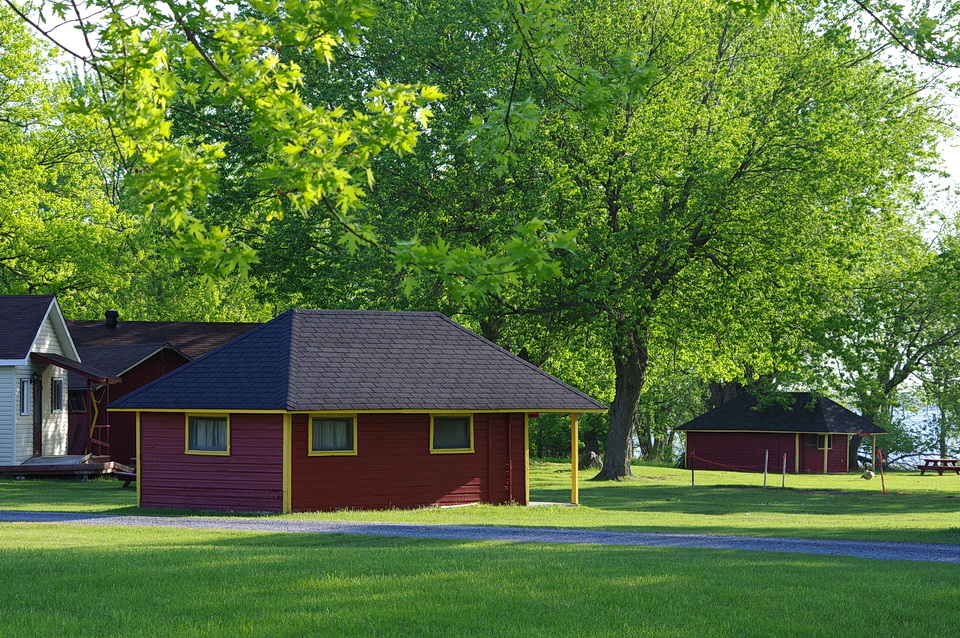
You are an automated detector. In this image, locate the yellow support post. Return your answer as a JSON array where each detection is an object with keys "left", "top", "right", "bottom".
[
  {"left": 282, "top": 414, "right": 292, "bottom": 514},
  {"left": 795, "top": 433, "right": 800, "bottom": 473},
  {"left": 523, "top": 413, "right": 530, "bottom": 506},
  {"left": 570, "top": 413, "right": 579, "bottom": 505},
  {"left": 135, "top": 411, "right": 141, "bottom": 507}
]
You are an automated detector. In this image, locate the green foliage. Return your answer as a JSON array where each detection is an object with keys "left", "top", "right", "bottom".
[
  {"left": 0, "top": 7, "right": 131, "bottom": 302},
  {"left": 18, "top": 0, "right": 440, "bottom": 280},
  {"left": 810, "top": 229, "right": 960, "bottom": 445},
  {"left": 716, "top": 1, "right": 960, "bottom": 68}
]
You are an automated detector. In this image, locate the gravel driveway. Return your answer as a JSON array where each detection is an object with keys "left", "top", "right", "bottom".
[{"left": 2, "top": 510, "right": 958, "bottom": 563}]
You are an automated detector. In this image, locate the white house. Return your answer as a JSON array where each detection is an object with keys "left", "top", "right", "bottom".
[{"left": 0, "top": 295, "right": 116, "bottom": 465}]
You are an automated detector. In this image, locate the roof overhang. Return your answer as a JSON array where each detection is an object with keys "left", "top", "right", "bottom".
[
  {"left": 31, "top": 352, "right": 121, "bottom": 384},
  {"left": 108, "top": 407, "right": 609, "bottom": 414},
  {"left": 677, "top": 428, "right": 887, "bottom": 435},
  {"left": 114, "top": 344, "right": 190, "bottom": 377}
]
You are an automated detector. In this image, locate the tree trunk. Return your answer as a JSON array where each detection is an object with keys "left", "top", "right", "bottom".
[
  {"left": 582, "top": 421, "right": 600, "bottom": 456},
  {"left": 707, "top": 379, "right": 747, "bottom": 409},
  {"left": 852, "top": 405, "right": 880, "bottom": 469},
  {"left": 939, "top": 405, "right": 948, "bottom": 458},
  {"left": 594, "top": 322, "right": 647, "bottom": 480}
]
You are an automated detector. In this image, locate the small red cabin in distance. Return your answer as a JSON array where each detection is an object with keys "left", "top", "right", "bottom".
[
  {"left": 675, "top": 392, "right": 885, "bottom": 474},
  {"left": 108, "top": 309, "right": 606, "bottom": 513}
]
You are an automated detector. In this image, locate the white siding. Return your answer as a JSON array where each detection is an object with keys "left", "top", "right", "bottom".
[
  {"left": 11, "top": 362, "right": 67, "bottom": 463},
  {"left": 32, "top": 315, "right": 66, "bottom": 355},
  {"left": 13, "top": 364, "right": 33, "bottom": 463},
  {"left": 3, "top": 310, "right": 71, "bottom": 464},
  {"left": 42, "top": 364, "right": 68, "bottom": 456},
  {"left": 0, "top": 367, "right": 13, "bottom": 464}
]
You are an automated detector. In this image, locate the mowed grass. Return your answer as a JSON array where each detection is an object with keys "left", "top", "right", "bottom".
[
  {"left": 1, "top": 465, "right": 959, "bottom": 636},
  {"left": 1, "top": 523, "right": 958, "bottom": 637},
  {"left": 2, "top": 462, "right": 960, "bottom": 544}
]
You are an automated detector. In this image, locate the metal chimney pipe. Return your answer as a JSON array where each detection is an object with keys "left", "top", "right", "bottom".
[{"left": 105, "top": 309, "right": 119, "bottom": 329}]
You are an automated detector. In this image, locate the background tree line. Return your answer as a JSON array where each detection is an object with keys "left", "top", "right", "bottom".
[{"left": 3, "top": 0, "right": 960, "bottom": 471}]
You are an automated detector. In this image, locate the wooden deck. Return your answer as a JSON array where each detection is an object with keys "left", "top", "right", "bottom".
[{"left": 0, "top": 454, "right": 134, "bottom": 477}]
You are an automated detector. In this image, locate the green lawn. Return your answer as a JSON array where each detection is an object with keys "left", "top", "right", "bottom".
[
  {"left": 2, "top": 462, "right": 960, "bottom": 544},
  {"left": 1, "top": 464, "right": 959, "bottom": 636},
  {"left": 1, "top": 524, "right": 957, "bottom": 637}
]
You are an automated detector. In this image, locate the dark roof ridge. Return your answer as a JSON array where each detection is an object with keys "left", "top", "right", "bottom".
[
  {"left": 432, "top": 312, "right": 605, "bottom": 408},
  {"left": 288, "top": 308, "right": 444, "bottom": 317},
  {"left": 284, "top": 309, "right": 305, "bottom": 411}
]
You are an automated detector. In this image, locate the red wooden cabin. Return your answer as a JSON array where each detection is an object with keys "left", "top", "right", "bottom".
[
  {"left": 109, "top": 309, "right": 606, "bottom": 512},
  {"left": 675, "top": 392, "right": 885, "bottom": 474},
  {"left": 66, "top": 314, "right": 258, "bottom": 464}
]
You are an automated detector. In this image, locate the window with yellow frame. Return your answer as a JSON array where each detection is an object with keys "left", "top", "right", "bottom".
[
  {"left": 430, "top": 415, "right": 474, "bottom": 454},
  {"left": 309, "top": 415, "right": 357, "bottom": 456},
  {"left": 185, "top": 414, "right": 230, "bottom": 455},
  {"left": 805, "top": 433, "right": 832, "bottom": 450}
]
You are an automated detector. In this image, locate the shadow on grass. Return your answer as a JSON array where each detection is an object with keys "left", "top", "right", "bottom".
[
  {"left": 6, "top": 526, "right": 960, "bottom": 638},
  {"left": 531, "top": 482, "right": 960, "bottom": 517}
]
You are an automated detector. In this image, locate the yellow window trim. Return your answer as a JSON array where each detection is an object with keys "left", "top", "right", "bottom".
[
  {"left": 430, "top": 414, "right": 475, "bottom": 454},
  {"left": 308, "top": 413, "right": 358, "bottom": 456},
  {"left": 185, "top": 413, "right": 231, "bottom": 456}
]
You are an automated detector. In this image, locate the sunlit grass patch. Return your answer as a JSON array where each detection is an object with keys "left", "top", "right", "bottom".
[
  {"left": 0, "top": 524, "right": 957, "bottom": 637},
  {"left": 2, "top": 462, "right": 960, "bottom": 544}
]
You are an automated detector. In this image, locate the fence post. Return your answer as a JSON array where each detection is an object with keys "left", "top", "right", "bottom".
[
  {"left": 877, "top": 448, "right": 887, "bottom": 494},
  {"left": 781, "top": 453, "right": 787, "bottom": 488},
  {"left": 690, "top": 450, "right": 695, "bottom": 487},
  {"left": 763, "top": 449, "right": 769, "bottom": 488}
]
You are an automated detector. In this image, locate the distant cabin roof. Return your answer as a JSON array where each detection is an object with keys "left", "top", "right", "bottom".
[
  {"left": 675, "top": 392, "right": 886, "bottom": 435},
  {"left": 66, "top": 343, "right": 188, "bottom": 390},
  {"left": 66, "top": 318, "right": 259, "bottom": 360},
  {"left": 109, "top": 309, "right": 607, "bottom": 413}
]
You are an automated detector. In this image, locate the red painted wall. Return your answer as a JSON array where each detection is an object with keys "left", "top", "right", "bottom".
[
  {"left": 291, "top": 412, "right": 527, "bottom": 511},
  {"left": 687, "top": 432, "right": 797, "bottom": 473},
  {"left": 139, "top": 412, "right": 284, "bottom": 512},
  {"left": 829, "top": 435, "right": 850, "bottom": 472},
  {"left": 688, "top": 432, "right": 851, "bottom": 473},
  {"left": 70, "top": 349, "right": 190, "bottom": 462}
]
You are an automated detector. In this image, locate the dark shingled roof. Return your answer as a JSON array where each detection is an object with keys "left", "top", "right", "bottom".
[
  {"left": 675, "top": 392, "right": 886, "bottom": 435},
  {"left": 109, "top": 309, "right": 607, "bottom": 412},
  {"left": 0, "top": 295, "right": 57, "bottom": 359},
  {"left": 66, "top": 319, "right": 259, "bottom": 360},
  {"left": 66, "top": 343, "right": 187, "bottom": 390}
]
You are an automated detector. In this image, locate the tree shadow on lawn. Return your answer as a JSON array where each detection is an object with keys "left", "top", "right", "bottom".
[
  {"left": 531, "top": 482, "right": 960, "bottom": 516},
  {"left": 9, "top": 534, "right": 955, "bottom": 638}
]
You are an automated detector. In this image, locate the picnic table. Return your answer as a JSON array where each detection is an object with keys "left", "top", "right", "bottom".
[{"left": 918, "top": 458, "right": 960, "bottom": 476}]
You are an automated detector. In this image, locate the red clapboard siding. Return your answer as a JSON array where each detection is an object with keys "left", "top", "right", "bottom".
[
  {"left": 687, "top": 432, "right": 798, "bottom": 473},
  {"left": 139, "top": 412, "right": 284, "bottom": 512},
  {"left": 108, "top": 352, "right": 192, "bottom": 463},
  {"left": 291, "top": 412, "right": 527, "bottom": 511},
  {"left": 70, "top": 349, "right": 191, "bottom": 462},
  {"left": 829, "top": 435, "right": 850, "bottom": 473}
]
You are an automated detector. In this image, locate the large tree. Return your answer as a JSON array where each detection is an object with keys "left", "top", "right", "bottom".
[
  {"left": 292, "top": 0, "right": 948, "bottom": 479},
  {"left": 465, "top": 1, "right": 946, "bottom": 478}
]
